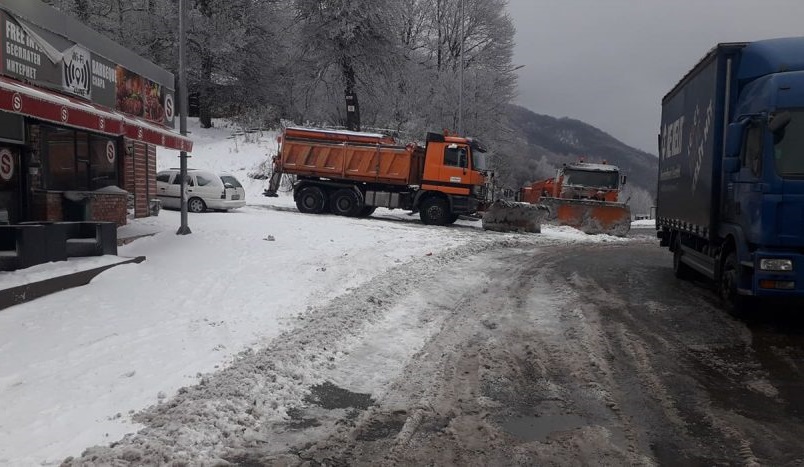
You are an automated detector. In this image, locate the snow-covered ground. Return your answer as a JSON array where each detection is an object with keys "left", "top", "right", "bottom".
[{"left": 0, "top": 120, "right": 637, "bottom": 465}]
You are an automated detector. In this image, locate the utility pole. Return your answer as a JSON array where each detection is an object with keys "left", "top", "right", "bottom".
[
  {"left": 458, "top": 0, "right": 465, "bottom": 135},
  {"left": 176, "top": 0, "right": 191, "bottom": 235}
]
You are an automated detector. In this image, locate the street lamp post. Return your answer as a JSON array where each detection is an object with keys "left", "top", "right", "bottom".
[
  {"left": 177, "top": 0, "right": 191, "bottom": 235},
  {"left": 458, "top": 0, "right": 465, "bottom": 135}
]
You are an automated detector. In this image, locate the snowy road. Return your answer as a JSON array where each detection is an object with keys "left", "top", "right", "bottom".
[
  {"left": 62, "top": 227, "right": 804, "bottom": 466},
  {"left": 5, "top": 123, "right": 803, "bottom": 465}
]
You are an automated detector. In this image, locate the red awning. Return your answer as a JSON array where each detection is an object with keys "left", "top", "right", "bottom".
[{"left": 0, "top": 76, "right": 192, "bottom": 151}]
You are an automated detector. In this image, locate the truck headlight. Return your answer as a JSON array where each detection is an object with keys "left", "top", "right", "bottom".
[{"left": 759, "top": 258, "right": 793, "bottom": 272}]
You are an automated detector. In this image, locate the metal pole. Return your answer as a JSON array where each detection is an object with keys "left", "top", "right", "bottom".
[
  {"left": 176, "top": 0, "right": 191, "bottom": 235},
  {"left": 458, "top": 0, "right": 464, "bottom": 135}
]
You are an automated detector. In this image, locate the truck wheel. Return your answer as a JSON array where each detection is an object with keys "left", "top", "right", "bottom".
[
  {"left": 330, "top": 189, "right": 362, "bottom": 217},
  {"left": 419, "top": 197, "right": 449, "bottom": 225},
  {"left": 719, "top": 252, "right": 749, "bottom": 314},
  {"left": 673, "top": 237, "right": 694, "bottom": 280},
  {"left": 296, "top": 186, "right": 327, "bottom": 214},
  {"left": 446, "top": 213, "right": 460, "bottom": 224},
  {"left": 357, "top": 206, "right": 376, "bottom": 218}
]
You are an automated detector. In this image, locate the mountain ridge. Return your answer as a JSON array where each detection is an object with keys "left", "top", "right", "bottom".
[{"left": 498, "top": 104, "right": 659, "bottom": 199}]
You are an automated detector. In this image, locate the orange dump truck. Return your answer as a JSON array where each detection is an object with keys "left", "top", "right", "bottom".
[{"left": 263, "top": 127, "right": 489, "bottom": 225}]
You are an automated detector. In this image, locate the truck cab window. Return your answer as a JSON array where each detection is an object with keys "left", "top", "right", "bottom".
[
  {"left": 773, "top": 110, "right": 804, "bottom": 176},
  {"left": 741, "top": 123, "right": 763, "bottom": 177},
  {"left": 444, "top": 146, "right": 468, "bottom": 168}
]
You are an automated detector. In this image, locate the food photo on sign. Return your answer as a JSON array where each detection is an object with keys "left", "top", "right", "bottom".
[
  {"left": 143, "top": 80, "right": 165, "bottom": 123},
  {"left": 115, "top": 66, "right": 144, "bottom": 117}
]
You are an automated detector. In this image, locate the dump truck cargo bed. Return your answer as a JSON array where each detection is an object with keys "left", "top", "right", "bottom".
[{"left": 278, "top": 127, "right": 425, "bottom": 186}]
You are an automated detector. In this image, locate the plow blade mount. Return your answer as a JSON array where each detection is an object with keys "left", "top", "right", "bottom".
[
  {"left": 540, "top": 198, "right": 631, "bottom": 237},
  {"left": 482, "top": 200, "right": 549, "bottom": 233}
]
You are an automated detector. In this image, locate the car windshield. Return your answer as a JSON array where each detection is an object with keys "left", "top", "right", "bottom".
[
  {"left": 563, "top": 169, "right": 619, "bottom": 189},
  {"left": 220, "top": 175, "right": 242, "bottom": 188},
  {"left": 773, "top": 110, "right": 804, "bottom": 177}
]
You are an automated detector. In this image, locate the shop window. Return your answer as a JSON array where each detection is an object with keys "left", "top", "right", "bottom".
[
  {"left": 42, "top": 126, "right": 119, "bottom": 191},
  {"left": 90, "top": 138, "right": 117, "bottom": 189},
  {"left": 45, "top": 128, "right": 76, "bottom": 191}
]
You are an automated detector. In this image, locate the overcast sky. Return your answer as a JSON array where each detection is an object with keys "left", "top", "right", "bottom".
[{"left": 507, "top": 0, "right": 804, "bottom": 154}]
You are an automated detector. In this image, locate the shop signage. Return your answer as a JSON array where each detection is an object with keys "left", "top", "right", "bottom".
[
  {"left": 0, "top": 11, "right": 175, "bottom": 128},
  {"left": 62, "top": 44, "right": 91, "bottom": 99},
  {"left": 105, "top": 140, "right": 115, "bottom": 163},
  {"left": 0, "top": 148, "right": 14, "bottom": 181}
]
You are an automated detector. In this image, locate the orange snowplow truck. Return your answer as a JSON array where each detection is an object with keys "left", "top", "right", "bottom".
[
  {"left": 263, "top": 127, "right": 489, "bottom": 225},
  {"left": 520, "top": 161, "right": 631, "bottom": 236}
]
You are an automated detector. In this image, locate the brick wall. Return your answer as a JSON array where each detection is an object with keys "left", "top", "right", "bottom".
[
  {"left": 29, "top": 191, "right": 127, "bottom": 226},
  {"left": 122, "top": 139, "right": 156, "bottom": 219},
  {"left": 89, "top": 192, "right": 127, "bottom": 225},
  {"left": 30, "top": 191, "right": 63, "bottom": 222}
]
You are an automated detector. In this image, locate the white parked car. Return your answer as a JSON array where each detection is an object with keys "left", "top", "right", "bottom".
[{"left": 156, "top": 169, "right": 246, "bottom": 213}]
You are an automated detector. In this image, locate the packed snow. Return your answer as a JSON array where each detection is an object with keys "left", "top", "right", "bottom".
[{"left": 0, "top": 119, "right": 639, "bottom": 465}]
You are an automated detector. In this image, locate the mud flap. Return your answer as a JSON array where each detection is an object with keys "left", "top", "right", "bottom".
[
  {"left": 481, "top": 200, "right": 549, "bottom": 233},
  {"left": 539, "top": 198, "right": 631, "bottom": 237}
]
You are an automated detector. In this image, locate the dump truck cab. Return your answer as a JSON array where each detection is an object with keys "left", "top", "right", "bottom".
[
  {"left": 557, "top": 162, "right": 623, "bottom": 202},
  {"left": 418, "top": 132, "right": 488, "bottom": 220}
]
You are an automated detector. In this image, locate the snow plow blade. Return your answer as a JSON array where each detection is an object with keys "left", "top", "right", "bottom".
[
  {"left": 482, "top": 200, "right": 549, "bottom": 233},
  {"left": 540, "top": 198, "right": 631, "bottom": 237}
]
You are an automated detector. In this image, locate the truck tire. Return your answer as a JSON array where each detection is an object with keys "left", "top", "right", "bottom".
[
  {"left": 719, "top": 252, "right": 749, "bottom": 314},
  {"left": 330, "top": 189, "right": 362, "bottom": 217},
  {"left": 296, "top": 186, "right": 327, "bottom": 214},
  {"left": 419, "top": 197, "right": 449, "bottom": 225},
  {"left": 673, "top": 237, "right": 695, "bottom": 280},
  {"left": 357, "top": 206, "right": 376, "bottom": 218},
  {"left": 446, "top": 213, "right": 460, "bottom": 224}
]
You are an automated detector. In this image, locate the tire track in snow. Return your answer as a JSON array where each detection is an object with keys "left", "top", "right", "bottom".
[{"left": 61, "top": 235, "right": 549, "bottom": 465}]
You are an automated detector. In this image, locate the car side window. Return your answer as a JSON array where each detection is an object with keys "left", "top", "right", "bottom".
[
  {"left": 444, "top": 146, "right": 468, "bottom": 168},
  {"left": 741, "top": 123, "right": 763, "bottom": 177},
  {"left": 196, "top": 175, "right": 213, "bottom": 186},
  {"left": 171, "top": 174, "right": 193, "bottom": 186},
  {"left": 156, "top": 173, "right": 171, "bottom": 183}
]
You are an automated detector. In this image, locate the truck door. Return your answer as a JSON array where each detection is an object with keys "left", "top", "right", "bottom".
[
  {"left": 438, "top": 144, "right": 471, "bottom": 195},
  {"left": 733, "top": 121, "right": 765, "bottom": 239}
]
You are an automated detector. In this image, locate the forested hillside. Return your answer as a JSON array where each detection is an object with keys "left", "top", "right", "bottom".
[
  {"left": 43, "top": 0, "right": 516, "bottom": 144},
  {"left": 45, "top": 0, "right": 656, "bottom": 214}
]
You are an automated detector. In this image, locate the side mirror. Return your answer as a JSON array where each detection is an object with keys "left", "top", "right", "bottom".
[
  {"left": 723, "top": 157, "right": 740, "bottom": 174},
  {"left": 725, "top": 121, "right": 748, "bottom": 158},
  {"left": 620, "top": 175, "right": 627, "bottom": 186},
  {"left": 769, "top": 111, "right": 792, "bottom": 134}
]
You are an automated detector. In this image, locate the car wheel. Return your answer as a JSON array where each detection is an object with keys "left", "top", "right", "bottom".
[
  {"left": 188, "top": 197, "right": 206, "bottom": 213},
  {"left": 330, "top": 189, "right": 362, "bottom": 217},
  {"left": 419, "top": 197, "right": 450, "bottom": 225},
  {"left": 296, "top": 186, "right": 327, "bottom": 214}
]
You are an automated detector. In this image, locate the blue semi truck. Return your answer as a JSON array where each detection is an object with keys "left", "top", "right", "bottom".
[{"left": 657, "top": 37, "right": 804, "bottom": 311}]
